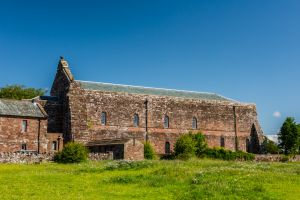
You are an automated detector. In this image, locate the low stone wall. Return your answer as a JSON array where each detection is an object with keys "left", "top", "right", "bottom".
[
  {"left": 0, "top": 152, "right": 113, "bottom": 164},
  {"left": 255, "top": 154, "right": 300, "bottom": 162},
  {"left": 0, "top": 152, "right": 54, "bottom": 164},
  {"left": 88, "top": 152, "right": 113, "bottom": 161}
]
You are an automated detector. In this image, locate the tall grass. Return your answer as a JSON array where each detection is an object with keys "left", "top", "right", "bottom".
[{"left": 0, "top": 159, "right": 299, "bottom": 199}]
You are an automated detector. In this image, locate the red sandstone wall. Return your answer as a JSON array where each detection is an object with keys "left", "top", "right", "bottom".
[
  {"left": 66, "top": 81, "right": 262, "bottom": 154},
  {"left": 46, "top": 133, "right": 63, "bottom": 152},
  {"left": 124, "top": 139, "right": 144, "bottom": 160},
  {"left": 0, "top": 117, "right": 48, "bottom": 153}
]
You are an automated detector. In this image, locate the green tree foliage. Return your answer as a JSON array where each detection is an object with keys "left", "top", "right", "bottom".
[
  {"left": 261, "top": 138, "right": 279, "bottom": 154},
  {"left": 54, "top": 142, "right": 88, "bottom": 163},
  {"left": 174, "top": 134, "right": 196, "bottom": 159},
  {"left": 0, "top": 85, "right": 45, "bottom": 100},
  {"left": 193, "top": 132, "right": 208, "bottom": 157},
  {"left": 174, "top": 132, "right": 207, "bottom": 159},
  {"left": 278, "top": 117, "right": 300, "bottom": 155},
  {"left": 144, "top": 142, "right": 155, "bottom": 160}
]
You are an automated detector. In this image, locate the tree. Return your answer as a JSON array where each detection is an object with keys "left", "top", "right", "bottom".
[
  {"left": 278, "top": 117, "right": 300, "bottom": 155},
  {"left": 261, "top": 137, "right": 279, "bottom": 154},
  {"left": 0, "top": 85, "right": 45, "bottom": 100}
]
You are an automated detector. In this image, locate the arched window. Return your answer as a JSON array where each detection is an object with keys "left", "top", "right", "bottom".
[
  {"left": 164, "top": 115, "right": 169, "bottom": 128},
  {"left": 220, "top": 136, "right": 225, "bottom": 148},
  {"left": 133, "top": 114, "right": 139, "bottom": 127},
  {"left": 101, "top": 112, "right": 107, "bottom": 125},
  {"left": 192, "top": 117, "right": 197, "bottom": 129},
  {"left": 165, "top": 142, "right": 171, "bottom": 154}
]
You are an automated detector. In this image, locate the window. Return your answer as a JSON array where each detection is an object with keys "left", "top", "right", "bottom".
[
  {"left": 22, "top": 120, "right": 28, "bottom": 132},
  {"left": 101, "top": 112, "right": 107, "bottom": 125},
  {"left": 133, "top": 114, "right": 139, "bottom": 127},
  {"left": 21, "top": 143, "right": 27, "bottom": 150},
  {"left": 220, "top": 136, "right": 225, "bottom": 148},
  {"left": 164, "top": 115, "right": 169, "bottom": 128},
  {"left": 165, "top": 142, "right": 171, "bottom": 154},
  {"left": 192, "top": 117, "right": 197, "bottom": 129},
  {"left": 52, "top": 141, "right": 57, "bottom": 150}
]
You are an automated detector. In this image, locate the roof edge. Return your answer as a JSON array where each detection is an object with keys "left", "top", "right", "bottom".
[{"left": 76, "top": 80, "right": 240, "bottom": 103}]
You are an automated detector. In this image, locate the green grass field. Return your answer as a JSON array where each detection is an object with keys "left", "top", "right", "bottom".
[{"left": 0, "top": 159, "right": 299, "bottom": 200}]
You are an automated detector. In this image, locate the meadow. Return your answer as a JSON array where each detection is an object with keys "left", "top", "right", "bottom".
[{"left": 0, "top": 159, "right": 299, "bottom": 200}]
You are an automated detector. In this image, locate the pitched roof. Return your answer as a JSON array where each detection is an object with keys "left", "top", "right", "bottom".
[
  {"left": 76, "top": 80, "right": 236, "bottom": 102},
  {"left": 0, "top": 99, "right": 46, "bottom": 118}
]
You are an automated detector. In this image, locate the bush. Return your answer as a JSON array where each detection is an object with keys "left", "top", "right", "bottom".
[
  {"left": 204, "top": 147, "right": 255, "bottom": 161},
  {"left": 105, "top": 160, "right": 153, "bottom": 170},
  {"left": 174, "top": 134, "right": 196, "bottom": 159},
  {"left": 54, "top": 142, "right": 88, "bottom": 163},
  {"left": 174, "top": 132, "right": 207, "bottom": 159},
  {"left": 280, "top": 155, "right": 290, "bottom": 162},
  {"left": 193, "top": 132, "right": 207, "bottom": 157},
  {"left": 261, "top": 138, "right": 279, "bottom": 154},
  {"left": 144, "top": 142, "right": 155, "bottom": 160},
  {"left": 174, "top": 132, "right": 253, "bottom": 161}
]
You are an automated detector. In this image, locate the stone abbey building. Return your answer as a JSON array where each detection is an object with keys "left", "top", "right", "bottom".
[{"left": 0, "top": 58, "right": 264, "bottom": 159}]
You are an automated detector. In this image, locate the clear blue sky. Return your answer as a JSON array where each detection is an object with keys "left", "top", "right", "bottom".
[{"left": 0, "top": 0, "right": 299, "bottom": 135}]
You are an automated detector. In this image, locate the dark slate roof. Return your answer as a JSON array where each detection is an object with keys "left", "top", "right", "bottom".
[
  {"left": 0, "top": 99, "right": 45, "bottom": 118},
  {"left": 76, "top": 80, "right": 236, "bottom": 102}
]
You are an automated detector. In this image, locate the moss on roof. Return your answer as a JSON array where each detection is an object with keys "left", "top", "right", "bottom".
[
  {"left": 76, "top": 80, "right": 236, "bottom": 102},
  {"left": 0, "top": 99, "right": 45, "bottom": 118}
]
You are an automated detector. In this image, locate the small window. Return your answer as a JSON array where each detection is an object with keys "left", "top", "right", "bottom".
[
  {"left": 220, "top": 136, "right": 225, "bottom": 148},
  {"left": 164, "top": 115, "right": 169, "bottom": 128},
  {"left": 165, "top": 142, "right": 171, "bottom": 154},
  {"left": 52, "top": 141, "right": 57, "bottom": 150},
  {"left": 192, "top": 117, "right": 197, "bottom": 129},
  {"left": 133, "top": 114, "right": 139, "bottom": 127},
  {"left": 21, "top": 143, "right": 27, "bottom": 150},
  {"left": 22, "top": 120, "right": 28, "bottom": 132},
  {"left": 101, "top": 112, "right": 107, "bottom": 125}
]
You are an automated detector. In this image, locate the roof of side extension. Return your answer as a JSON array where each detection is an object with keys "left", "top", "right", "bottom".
[
  {"left": 0, "top": 99, "right": 46, "bottom": 118},
  {"left": 76, "top": 80, "right": 236, "bottom": 102}
]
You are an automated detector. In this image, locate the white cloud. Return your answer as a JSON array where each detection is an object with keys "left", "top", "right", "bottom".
[
  {"left": 266, "top": 135, "right": 278, "bottom": 143},
  {"left": 273, "top": 111, "right": 281, "bottom": 118}
]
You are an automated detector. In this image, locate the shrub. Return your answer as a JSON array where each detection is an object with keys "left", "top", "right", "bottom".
[
  {"left": 160, "top": 153, "right": 176, "bottom": 160},
  {"left": 280, "top": 155, "right": 290, "bottom": 162},
  {"left": 105, "top": 160, "right": 153, "bottom": 170},
  {"left": 192, "top": 132, "right": 207, "bottom": 157},
  {"left": 204, "top": 147, "right": 255, "bottom": 161},
  {"left": 174, "top": 132, "right": 253, "bottom": 161},
  {"left": 261, "top": 138, "right": 279, "bottom": 154},
  {"left": 174, "top": 132, "right": 207, "bottom": 159},
  {"left": 144, "top": 142, "right": 155, "bottom": 160},
  {"left": 174, "top": 134, "right": 196, "bottom": 159},
  {"left": 54, "top": 142, "right": 88, "bottom": 163}
]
